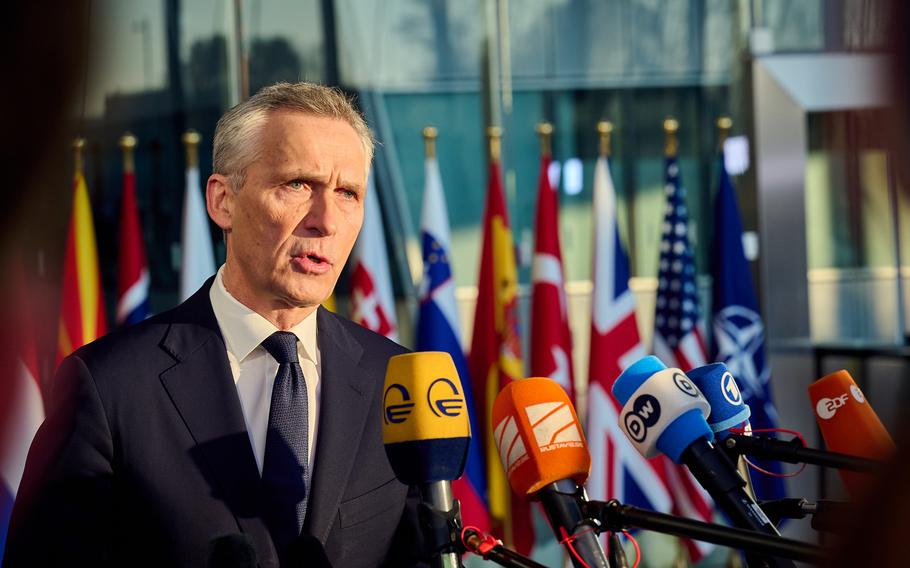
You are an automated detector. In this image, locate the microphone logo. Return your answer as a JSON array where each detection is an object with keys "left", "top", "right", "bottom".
[
  {"left": 673, "top": 372, "right": 701, "bottom": 398},
  {"left": 495, "top": 415, "right": 529, "bottom": 474},
  {"left": 383, "top": 384, "right": 415, "bottom": 424},
  {"left": 720, "top": 372, "right": 743, "bottom": 406},
  {"left": 850, "top": 384, "right": 866, "bottom": 404},
  {"left": 815, "top": 394, "right": 849, "bottom": 420},
  {"left": 623, "top": 394, "right": 661, "bottom": 443},
  {"left": 526, "top": 401, "right": 584, "bottom": 451},
  {"left": 427, "top": 377, "right": 464, "bottom": 417}
]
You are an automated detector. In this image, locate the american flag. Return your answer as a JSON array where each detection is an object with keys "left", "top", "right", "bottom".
[
  {"left": 586, "top": 154, "right": 672, "bottom": 522},
  {"left": 653, "top": 155, "right": 714, "bottom": 561},
  {"left": 653, "top": 157, "right": 708, "bottom": 371}
]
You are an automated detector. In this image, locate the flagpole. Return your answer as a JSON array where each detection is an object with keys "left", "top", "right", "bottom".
[
  {"left": 487, "top": 126, "right": 502, "bottom": 164},
  {"left": 597, "top": 121, "right": 613, "bottom": 159},
  {"left": 73, "top": 137, "right": 86, "bottom": 175},
  {"left": 664, "top": 118, "right": 679, "bottom": 158},
  {"left": 423, "top": 126, "right": 437, "bottom": 159},
  {"left": 182, "top": 129, "right": 201, "bottom": 169},
  {"left": 535, "top": 122, "right": 552, "bottom": 158},
  {"left": 119, "top": 132, "right": 137, "bottom": 174}
]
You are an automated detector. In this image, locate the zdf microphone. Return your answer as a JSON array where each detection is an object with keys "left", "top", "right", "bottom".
[
  {"left": 383, "top": 351, "right": 471, "bottom": 568},
  {"left": 808, "top": 369, "right": 895, "bottom": 497},
  {"left": 493, "top": 377, "right": 608, "bottom": 568}
]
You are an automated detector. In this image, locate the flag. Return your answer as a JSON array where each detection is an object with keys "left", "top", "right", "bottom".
[
  {"left": 180, "top": 159, "right": 216, "bottom": 301},
  {"left": 349, "top": 175, "right": 398, "bottom": 341},
  {"left": 530, "top": 154, "right": 574, "bottom": 401},
  {"left": 116, "top": 165, "right": 150, "bottom": 326},
  {"left": 586, "top": 155, "right": 671, "bottom": 516},
  {"left": 654, "top": 155, "right": 714, "bottom": 561},
  {"left": 468, "top": 159, "right": 533, "bottom": 554},
  {"left": 0, "top": 268, "right": 44, "bottom": 563},
  {"left": 416, "top": 153, "right": 489, "bottom": 532},
  {"left": 710, "top": 153, "right": 786, "bottom": 501},
  {"left": 57, "top": 170, "right": 107, "bottom": 364},
  {"left": 654, "top": 157, "right": 709, "bottom": 370}
]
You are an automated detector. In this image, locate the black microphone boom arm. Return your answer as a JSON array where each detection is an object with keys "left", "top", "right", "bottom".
[
  {"left": 583, "top": 500, "right": 829, "bottom": 565},
  {"left": 723, "top": 434, "right": 882, "bottom": 473}
]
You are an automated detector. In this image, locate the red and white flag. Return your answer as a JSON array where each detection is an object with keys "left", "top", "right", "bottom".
[
  {"left": 116, "top": 158, "right": 150, "bottom": 326},
  {"left": 349, "top": 174, "right": 398, "bottom": 341},
  {"left": 530, "top": 154, "right": 574, "bottom": 401}
]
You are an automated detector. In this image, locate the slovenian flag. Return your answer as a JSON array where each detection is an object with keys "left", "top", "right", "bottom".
[{"left": 416, "top": 149, "right": 489, "bottom": 532}]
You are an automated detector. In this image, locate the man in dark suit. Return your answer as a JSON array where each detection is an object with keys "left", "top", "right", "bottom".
[{"left": 5, "top": 83, "right": 423, "bottom": 567}]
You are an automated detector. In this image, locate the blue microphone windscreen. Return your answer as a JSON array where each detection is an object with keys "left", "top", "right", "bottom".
[
  {"left": 612, "top": 355, "right": 666, "bottom": 404},
  {"left": 687, "top": 363, "right": 750, "bottom": 439}
]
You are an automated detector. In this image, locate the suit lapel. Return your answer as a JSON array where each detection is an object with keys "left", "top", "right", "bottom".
[
  {"left": 305, "top": 308, "right": 370, "bottom": 544},
  {"left": 157, "top": 281, "right": 278, "bottom": 565}
]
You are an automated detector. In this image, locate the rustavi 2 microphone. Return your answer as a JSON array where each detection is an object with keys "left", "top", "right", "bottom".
[
  {"left": 808, "top": 369, "right": 895, "bottom": 498},
  {"left": 383, "top": 352, "right": 471, "bottom": 568},
  {"left": 612, "top": 356, "right": 795, "bottom": 568},
  {"left": 492, "top": 377, "right": 608, "bottom": 568}
]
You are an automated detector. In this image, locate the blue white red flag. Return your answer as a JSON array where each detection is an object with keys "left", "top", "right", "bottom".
[
  {"left": 654, "top": 155, "right": 714, "bottom": 561},
  {"left": 416, "top": 152, "right": 490, "bottom": 533},
  {"left": 586, "top": 155, "right": 671, "bottom": 515},
  {"left": 116, "top": 167, "right": 150, "bottom": 325},
  {"left": 710, "top": 153, "right": 786, "bottom": 501}
]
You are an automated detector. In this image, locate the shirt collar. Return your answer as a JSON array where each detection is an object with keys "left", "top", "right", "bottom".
[{"left": 209, "top": 265, "right": 319, "bottom": 363}]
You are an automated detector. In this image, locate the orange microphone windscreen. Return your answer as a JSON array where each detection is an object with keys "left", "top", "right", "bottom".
[
  {"left": 808, "top": 369, "right": 895, "bottom": 497},
  {"left": 492, "top": 377, "right": 590, "bottom": 498}
]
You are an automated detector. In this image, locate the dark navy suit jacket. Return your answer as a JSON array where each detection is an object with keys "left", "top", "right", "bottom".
[{"left": 4, "top": 280, "right": 423, "bottom": 567}]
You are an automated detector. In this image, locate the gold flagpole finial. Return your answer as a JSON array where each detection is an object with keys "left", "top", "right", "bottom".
[
  {"left": 535, "top": 122, "right": 553, "bottom": 158},
  {"left": 422, "top": 126, "right": 438, "bottom": 159},
  {"left": 486, "top": 126, "right": 503, "bottom": 162},
  {"left": 663, "top": 118, "right": 679, "bottom": 158},
  {"left": 119, "top": 132, "right": 138, "bottom": 174},
  {"left": 73, "top": 137, "right": 86, "bottom": 174},
  {"left": 716, "top": 116, "right": 733, "bottom": 151},
  {"left": 596, "top": 121, "right": 613, "bottom": 158},
  {"left": 182, "top": 129, "right": 201, "bottom": 169}
]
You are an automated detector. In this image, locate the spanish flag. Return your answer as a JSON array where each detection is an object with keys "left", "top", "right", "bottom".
[
  {"left": 57, "top": 169, "right": 107, "bottom": 365},
  {"left": 468, "top": 136, "right": 534, "bottom": 554}
]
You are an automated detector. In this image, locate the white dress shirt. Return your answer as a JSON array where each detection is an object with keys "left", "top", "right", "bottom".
[{"left": 209, "top": 265, "right": 321, "bottom": 474}]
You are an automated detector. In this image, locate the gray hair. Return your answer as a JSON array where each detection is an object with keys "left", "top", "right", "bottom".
[{"left": 212, "top": 82, "right": 374, "bottom": 188}]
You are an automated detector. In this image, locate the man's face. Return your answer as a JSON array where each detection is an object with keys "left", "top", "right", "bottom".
[{"left": 211, "top": 111, "right": 366, "bottom": 311}]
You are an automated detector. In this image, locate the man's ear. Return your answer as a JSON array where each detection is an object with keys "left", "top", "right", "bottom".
[{"left": 206, "top": 173, "right": 234, "bottom": 231}]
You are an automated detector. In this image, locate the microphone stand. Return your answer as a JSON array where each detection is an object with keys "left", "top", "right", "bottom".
[
  {"left": 418, "top": 501, "right": 546, "bottom": 568},
  {"left": 723, "top": 434, "right": 882, "bottom": 473},
  {"left": 758, "top": 498, "right": 850, "bottom": 534},
  {"left": 583, "top": 500, "right": 829, "bottom": 565}
]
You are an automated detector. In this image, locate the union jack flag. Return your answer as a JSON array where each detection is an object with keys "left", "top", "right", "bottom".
[{"left": 586, "top": 154, "right": 671, "bottom": 525}]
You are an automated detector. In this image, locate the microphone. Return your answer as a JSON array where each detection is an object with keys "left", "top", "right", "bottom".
[
  {"left": 612, "top": 357, "right": 785, "bottom": 541},
  {"left": 206, "top": 534, "right": 257, "bottom": 568},
  {"left": 807, "top": 369, "right": 895, "bottom": 497},
  {"left": 492, "top": 377, "right": 608, "bottom": 568},
  {"left": 686, "top": 363, "right": 758, "bottom": 500},
  {"left": 383, "top": 351, "right": 471, "bottom": 568}
]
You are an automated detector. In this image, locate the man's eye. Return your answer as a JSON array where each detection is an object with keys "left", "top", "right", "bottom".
[
  {"left": 288, "top": 180, "right": 304, "bottom": 190},
  {"left": 338, "top": 189, "right": 358, "bottom": 200}
]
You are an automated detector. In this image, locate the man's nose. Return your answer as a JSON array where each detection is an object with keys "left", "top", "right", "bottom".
[{"left": 300, "top": 190, "right": 337, "bottom": 236}]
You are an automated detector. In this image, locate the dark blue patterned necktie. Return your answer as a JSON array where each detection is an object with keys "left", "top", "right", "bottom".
[{"left": 260, "top": 331, "right": 309, "bottom": 556}]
